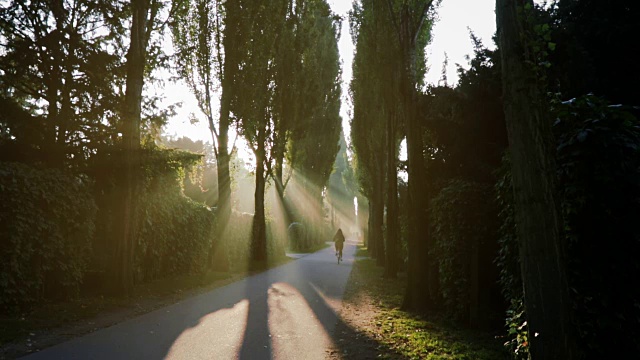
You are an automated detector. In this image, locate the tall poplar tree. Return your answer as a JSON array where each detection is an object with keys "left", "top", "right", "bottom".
[
  {"left": 349, "top": 0, "right": 388, "bottom": 266},
  {"left": 286, "top": 0, "right": 342, "bottom": 245},
  {"left": 383, "top": 0, "right": 435, "bottom": 309},
  {"left": 172, "top": 0, "right": 231, "bottom": 271},
  {"left": 230, "top": 0, "right": 289, "bottom": 267}
]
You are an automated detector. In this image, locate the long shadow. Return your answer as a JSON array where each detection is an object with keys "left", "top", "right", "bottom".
[
  {"left": 21, "top": 241, "right": 403, "bottom": 359},
  {"left": 233, "top": 241, "right": 404, "bottom": 359},
  {"left": 238, "top": 273, "right": 272, "bottom": 360}
]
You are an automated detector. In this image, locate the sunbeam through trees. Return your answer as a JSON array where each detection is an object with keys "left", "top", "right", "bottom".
[{"left": 1, "top": 0, "right": 639, "bottom": 359}]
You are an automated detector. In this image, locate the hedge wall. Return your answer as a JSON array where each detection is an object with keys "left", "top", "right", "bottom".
[{"left": 0, "top": 162, "right": 96, "bottom": 310}]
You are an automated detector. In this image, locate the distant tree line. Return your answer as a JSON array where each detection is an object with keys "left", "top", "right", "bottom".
[{"left": 349, "top": 0, "right": 640, "bottom": 359}]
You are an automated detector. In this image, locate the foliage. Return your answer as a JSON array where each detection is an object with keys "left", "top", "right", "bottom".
[
  {"left": 496, "top": 95, "right": 640, "bottom": 358},
  {"left": 129, "top": 147, "right": 215, "bottom": 281},
  {"left": 136, "top": 189, "right": 214, "bottom": 282},
  {"left": 550, "top": 1, "right": 640, "bottom": 105},
  {"left": 348, "top": 0, "right": 388, "bottom": 200},
  {"left": 0, "top": 162, "right": 96, "bottom": 310},
  {"left": 422, "top": 38, "right": 505, "bottom": 185},
  {"left": 286, "top": 0, "right": 342, "bottom": 190},
  {"left": 430, "top": 179, "right": 498, "bottom": 322},
  {"left": 554, "top": 95, "right": 640, "bottom": 357},
  {"left": 87, "top": 145, "right": 220, "bottom": 285},
  {"left": 494, "top": 156, "right": 527, "bottom": 359},
  {"left": 160, "top": 135, "right": 218, "bottom": 205},
  {"left": 0, "top": 0, "right": 126, "bottom": 167}
]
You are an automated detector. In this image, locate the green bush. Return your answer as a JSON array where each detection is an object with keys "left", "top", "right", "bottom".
[
  {"left": 496, "top": 95, "right": 640, "bottom": 358},
  {"left": 0, "top": 162, "right": 96, "bottom": 310},
  {"left": 133, "top": 148, "right": 216, "bottom": 282},
  {"left": 554, "top": 95, "right": 640, "bottom": 357},
  {"left": 136, "top": 190, "right": 214, "bottom": 282},
  {"left": 430, "top": 179, "right": 498, "bottom": 322},
  {"left": 494, "top": 157, "right": 527, "bottom": 359},
  {"left": 90, "top": 146, "right": 219, "bottom": 284}
]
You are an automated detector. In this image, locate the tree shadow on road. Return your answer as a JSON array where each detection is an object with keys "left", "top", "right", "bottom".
[{"left": 170, "top": 243, "right": 405, "bottom": 360}]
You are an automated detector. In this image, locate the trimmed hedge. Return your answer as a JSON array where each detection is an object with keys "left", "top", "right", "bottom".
[
  {"left": 430, "top": 179, "right": 499, "bottom": 324},
  {"left": 0, "top": 162, "right": 96, "bottom": 310},
  {"left": 136, "top": 190, "right": 214, "bottom": 282}
]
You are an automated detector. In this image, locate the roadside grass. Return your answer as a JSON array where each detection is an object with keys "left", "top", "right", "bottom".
[
  {"left": 0, "top": 256, "right": 292, "bottom": 348},
  {"left": 354, "top": 250, "right": 509, "bottom": 360}
]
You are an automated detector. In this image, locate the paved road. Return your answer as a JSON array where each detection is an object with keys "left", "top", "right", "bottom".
[{"left": 22, "top": 240, "right": 356, "bottom": 360}]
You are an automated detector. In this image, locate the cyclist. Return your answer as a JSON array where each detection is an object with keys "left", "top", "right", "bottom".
[{"left": 333, "top": 228, "right": 345, "bottom": 263}]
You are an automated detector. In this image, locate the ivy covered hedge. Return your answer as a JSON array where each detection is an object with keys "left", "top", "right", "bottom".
[
  {"left": 136, "top": 191, "right": 214, "bottom": 282},
  {"left": 133, "top": 148, "right": 216, "bottom": 282},
  {"left": 430, "top": 179, "right": 501, "bottom": 325},
  {"left": 1, "top": 146, "right": 225, "bottom": 310},
  {"left": 0, "top": 162, "right": 96, "bottom": 310}
]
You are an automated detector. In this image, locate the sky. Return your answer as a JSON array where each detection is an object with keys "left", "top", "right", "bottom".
[{"left": 162, "top": 0, "right": 498, "bottom": 153}]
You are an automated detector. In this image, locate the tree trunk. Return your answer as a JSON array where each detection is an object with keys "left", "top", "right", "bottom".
[
  {"left": 496, "top": 0, "right": 576, "bottom": 358},
  {"left": 372, "top": 169, "right": 386, "bottom": 267},
  {"left": 210, "top": 86, "right": 231, "bottom": 272},
  {"left": 357, "top": 195, "right": 368, "bottom": 246},
  {"left": 384, "top": 108, "right": 399, "bottom": 278},
  {"left": 251, "top": 136, "right": 268, "bottom": 269},
  {"left": 111, "top": 0, "right": 149, "bottom": 296},
  {"left": 367, "top": 199, "right": 376, "bottom": 257},
  {"left": 402, "top": 40, "right": 434, "bottom": 313}
]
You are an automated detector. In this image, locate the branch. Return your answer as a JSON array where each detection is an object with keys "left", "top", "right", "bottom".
[
  {"left": 157, "top": 0, "right": 188, "bottom": 31},
  {"left": 412, "top": 0, "right": 434, "bottom": 44}
]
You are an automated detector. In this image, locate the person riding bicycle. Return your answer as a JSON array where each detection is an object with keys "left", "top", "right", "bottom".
[{"left": 333, "top": 228, "right": 345, "bottom": 261}]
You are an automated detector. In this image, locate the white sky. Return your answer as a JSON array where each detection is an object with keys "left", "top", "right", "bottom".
[{"left": 163, "top": 0, "right": 497, "bottom": 152}]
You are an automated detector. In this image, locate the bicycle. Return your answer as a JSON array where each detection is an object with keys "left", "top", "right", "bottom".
[{"left": 336, "top": 247, "right": 343, "bottom": 264}]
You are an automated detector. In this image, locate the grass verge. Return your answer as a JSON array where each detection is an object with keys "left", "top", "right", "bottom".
[{"left": 339, "top": 246, "right": 509, "bottom": 359}]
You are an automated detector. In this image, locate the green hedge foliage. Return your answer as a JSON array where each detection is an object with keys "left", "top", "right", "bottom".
[
  {"left": 126, "top": 147, "right": 217, "bottom": 282},
  {"left": 496, "top": 95, "right": 640, "bottom": 358},
  {"left": 136, "top": 190, "right": 214, "bottom": 282},
  {"left": 494, "top": 156, "right": 528, "bottom": 359},
  {"left": 0, "top": 162, "right": 96, "bottom": 310},
  {"left": 554, "top": 95, "right": 640, "bottom": 357},
  {"left": 430, "top": 179, "right": 498, "bottom": 323}
]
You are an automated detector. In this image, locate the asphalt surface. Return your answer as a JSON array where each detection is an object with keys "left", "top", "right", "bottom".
[{"left": 22, "top": 240, "right": 356, "bottom": 360}]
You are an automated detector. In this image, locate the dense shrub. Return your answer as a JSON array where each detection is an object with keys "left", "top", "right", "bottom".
[
  {"left": 136, "top": 190, "right": 214, "bottom": 282},
  {"left": 89, "top": 146, "right": 220, "bottom": 284},
  {"left": 494, "top": 156, "right": 528, "bottom": 359},
  {"left": 430, "top": 179, "right": 500, "bottom": 324},
  {"left": 555, "top": 95, "right": 640, "bottom": 357},
  {"left": 496, "top": 95, "right": 640, "bottom": 358},
  {"left": 0, "top": 162, "right": 96, "bottom": 310},
  {"left": 131, "top": 148, "right": 216, "bottom": 282}
]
